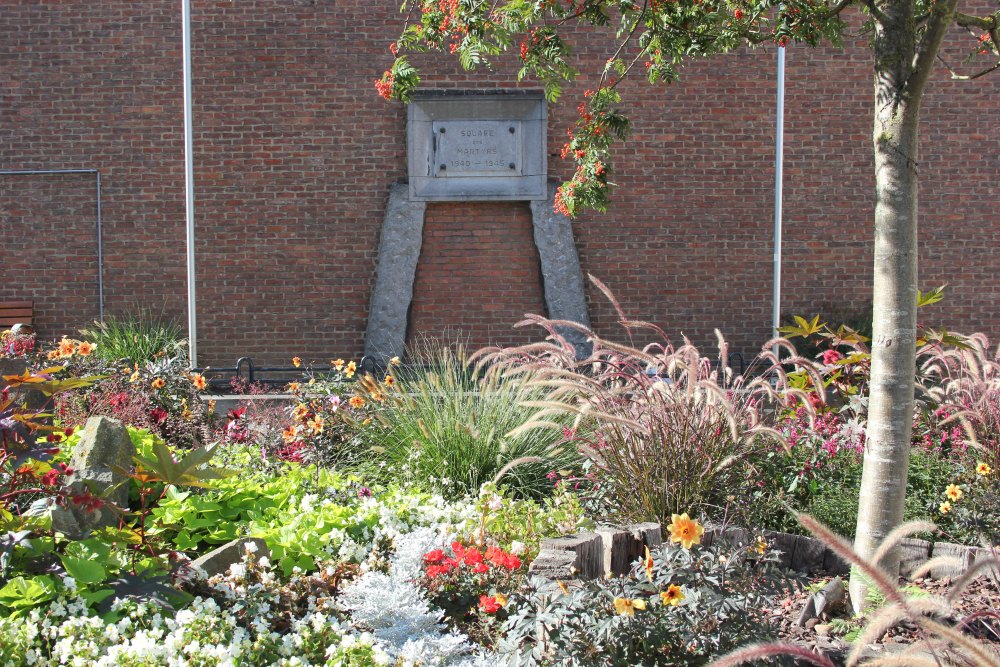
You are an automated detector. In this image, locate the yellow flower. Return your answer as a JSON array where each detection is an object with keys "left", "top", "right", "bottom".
[
  {"left": 613, "top": 597, "right": 646, "bottom": 616},
  {"left": 660, "top": 584, "right": 685, "bottom": 607},
  {"left": 668, "top": 513, "right": 705, "bottom": 549},
  {"left": 345, "top": 361, "right": 357, "bottom": 379},
  {"left": 362, "top": 417, "right": 372, "bottom": 426},
  {"left": 150, "top": 377, "right": 165, "bottom": 390},
  {"left": 390, "top": 356, "right": 401, "bottom": 366},
  {"left": 349, "top": 395, "right": 365, "bottom": 409},
  {"left": 939, "top": 501, "right": 952, "bottom": 514},
  {"left": 643, "top": 545, "right": 654, "bottom": 582},
  {"left": 190, "top": 373, "right": 207, "bottom": 391},
  {"left": 307, "top": 415, "right": 324, "bottom": 435},
  {"left": 76, "top": 341, "right": 95, "bottom": 356},
  {"left": 494, "top": 593, "right": 508, "bottom": 607},
  {"left": 287, "top": 382, "right": 301, "bottom": 392},
  {"left": 977, "top": 461, "right": 993, "bottom": 476},
  {"left": 753, "top": 536, "right": 767, "bottom": 555},
  {"left": 129, "top": 370, "right": 141, "bottom": 383},
  {"left": 292, "top": 403, "right": 310, "bottom": 421},
  {"left": 557, "top": 581, "right": 570, "bottom": 595},
  {"left": 207, "top": 400, "right": 216, "bottom": 413},
  {"left": 282, "top": 425, "right": 299, "bottom": 443},
  {"left": 292, "top": 356, "right": 302, "bottom": 368},
  {"left": 332, "top": 358, "right": 345, "bottom": 370},
  {"left": 945, "top": 484, "right": 963, "bottom": 502},
  {"left": 371, "top": 390, "right": 386, "bottom": 403},
  {"left": 46, "top": 350, "right": 60, "bottom": 360},
  {"left": 384, "top": 374, "right": 395, "bottom": 388},
  {"left": 58, "top": 337, "right": 76, "bottom": 358}
]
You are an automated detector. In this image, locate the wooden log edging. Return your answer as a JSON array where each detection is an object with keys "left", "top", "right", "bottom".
[{"left": 528, "top": 522, "right": 999, "bottom": 582}]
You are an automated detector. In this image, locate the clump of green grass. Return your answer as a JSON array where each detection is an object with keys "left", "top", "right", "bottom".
[
  {"left": 80, "top": 312, "right": 185, "bottom": 364},
  {"left": 370, "top": 344, "right": 579, "bottom": 499}
]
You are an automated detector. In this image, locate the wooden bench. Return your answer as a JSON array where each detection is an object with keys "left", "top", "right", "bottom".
[{"left": 0, "top": 301, "right": 33, "bottom": 329}]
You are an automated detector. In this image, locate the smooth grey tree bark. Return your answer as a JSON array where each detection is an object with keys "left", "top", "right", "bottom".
[{"left": 849, "top": 0, "right": 960, "bottom": 611}]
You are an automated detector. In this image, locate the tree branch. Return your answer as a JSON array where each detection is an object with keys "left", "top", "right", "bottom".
[
  {"left": 823, "top": 0, "right": 855, "bottom": 19},
  {"left": 910, "top": 0, "right": 960, "bottom": 97},
  {"left": 937, "top": 11, "right": 1000, "bottom": 80},
  {"left": 954, "top": 11, "right": 997, "bottom": 31},
  {"left": 861, "top": 0, "right": 889, "bottom": 25},
  {"left": 936, "top": 51, "right": 1000, "bottom": 80}
]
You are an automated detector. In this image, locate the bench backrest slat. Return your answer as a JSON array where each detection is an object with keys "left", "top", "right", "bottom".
[{"left": 0, "top": 301, "right": 34, "bottom": 327}]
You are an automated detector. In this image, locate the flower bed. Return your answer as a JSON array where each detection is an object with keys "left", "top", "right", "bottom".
[{"left": 2, "top": 299, "right": 999, "bottom": 665}]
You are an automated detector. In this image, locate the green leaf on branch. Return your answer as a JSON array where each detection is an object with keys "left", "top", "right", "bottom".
[
  {"left": 916, "top": 284, "right": 946, "bottom": 307},
  {"left": 778, "top": 314, "right": 825, "bottom": 339}
]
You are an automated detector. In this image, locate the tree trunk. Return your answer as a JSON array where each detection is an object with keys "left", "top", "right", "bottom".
[{"left": 849, "top": 0, "right": 957, "bottom": 613}]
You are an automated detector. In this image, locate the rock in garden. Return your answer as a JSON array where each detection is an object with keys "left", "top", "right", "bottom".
[
  {"left": 796, "top": 576, "right": 846, "bottom": 626},
  {"left": 23, "top": 497, "right": 83, "bottom": 538},
  {"left": 0, "top": 358, "right": 48, "bottom": 415},
  {"left": 67, "top": 416, "right": 136, "bottom": 519},
  {"left": 188, "top": 537, "right": 270, "bottom": 579}
]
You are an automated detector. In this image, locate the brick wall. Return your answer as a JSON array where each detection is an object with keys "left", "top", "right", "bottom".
[
  {"left": 0, "top": 172, "right": 101, "bottom": 337},
  {"left": 407, "top": 202, "right": 546, "bottom": 352},
  {"left": 2, "top": 1, "right": 997, "bottom": 368}
]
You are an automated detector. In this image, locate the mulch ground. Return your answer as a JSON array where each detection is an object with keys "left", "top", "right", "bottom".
[{"left": 769, "top": 571, "right": 1000, "bottom": 665}]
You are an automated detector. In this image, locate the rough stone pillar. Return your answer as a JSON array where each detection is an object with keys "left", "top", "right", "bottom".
[
  {"left": 530, "top": 182, "right": 592, "bottom": 359},
  {"left": 364, "top": 184, "right": 427, "bottom": 362}
]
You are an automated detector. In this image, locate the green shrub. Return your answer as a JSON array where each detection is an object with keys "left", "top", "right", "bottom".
[{"left": 368, "top": 344, "right": 580, "bottom": 499}]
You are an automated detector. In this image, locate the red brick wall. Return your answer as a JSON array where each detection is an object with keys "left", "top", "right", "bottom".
[
  {"left": 0, "top": 172, "right": 102, "bottom": 337},
  {"left": 2, "top": 1, "right": 997, "bottom": 367},
  {"left": 407, "top": 202, "right": 546, "bottom": 352}
]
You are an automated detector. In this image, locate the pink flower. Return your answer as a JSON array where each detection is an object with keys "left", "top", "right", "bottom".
[{"left": 822, "top": 349, "right": 842, "bottom": 365}]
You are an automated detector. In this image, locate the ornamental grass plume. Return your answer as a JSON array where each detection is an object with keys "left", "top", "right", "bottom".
[
  {"left": 480, "top": 275, "right": 821, "bottom": 523},
  {"left": 918, "top": 332, "right": 1000, "bottom": 474}
]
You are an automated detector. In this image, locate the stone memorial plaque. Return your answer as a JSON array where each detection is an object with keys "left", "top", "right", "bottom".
[
  {"left": 433, "top": 120, "right": 522, "bottom": 177},
  {"left": 408, "top": 91, "right": 546, "bottom": 201}
]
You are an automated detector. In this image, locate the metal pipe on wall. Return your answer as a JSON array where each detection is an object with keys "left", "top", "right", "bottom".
[
  {"left": 0, "top": 168, "right": 104, "bottom": 321},
  {"left": 772, "top": 45, "right": 786, "bottom": 341},
  {"left": 182, "top": 0, "right": 198, "bottom": 369}
]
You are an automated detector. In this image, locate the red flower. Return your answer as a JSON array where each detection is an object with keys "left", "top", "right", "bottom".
[
  {"left": 463, "top": 548, "right": 484, "bottom": 566},
  {"left": 40, "top": 469, "right": 61, "bottom": 487},
  {"left": 821, "top": 349, "right": 842, "bottom": 365},
  {"left": 375, "top": 71, "right": 395, "bottom": 100},
  {"left": 734, "top": 8, "right": 744, "bottom": 19},
  {"left": 473, "top": 562, "right": 489, "bottom": 574},
  {"left": 479, "top": 594, "right": 502, "bottom": 614},
  {"left": 423, "top": 549, "right": 447, "bottom": 565},
  {"left": 504, "top": 554, "right": 522, "bottom": 570},
  {"left": 484, "top": 546, "right": 504, "bottom": 565},
  {"left": 149, "top": 407, "right": 169, "bottom": 424},
  {"left": 70, "top": 490, "right": 103, "bottom": 513}
]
